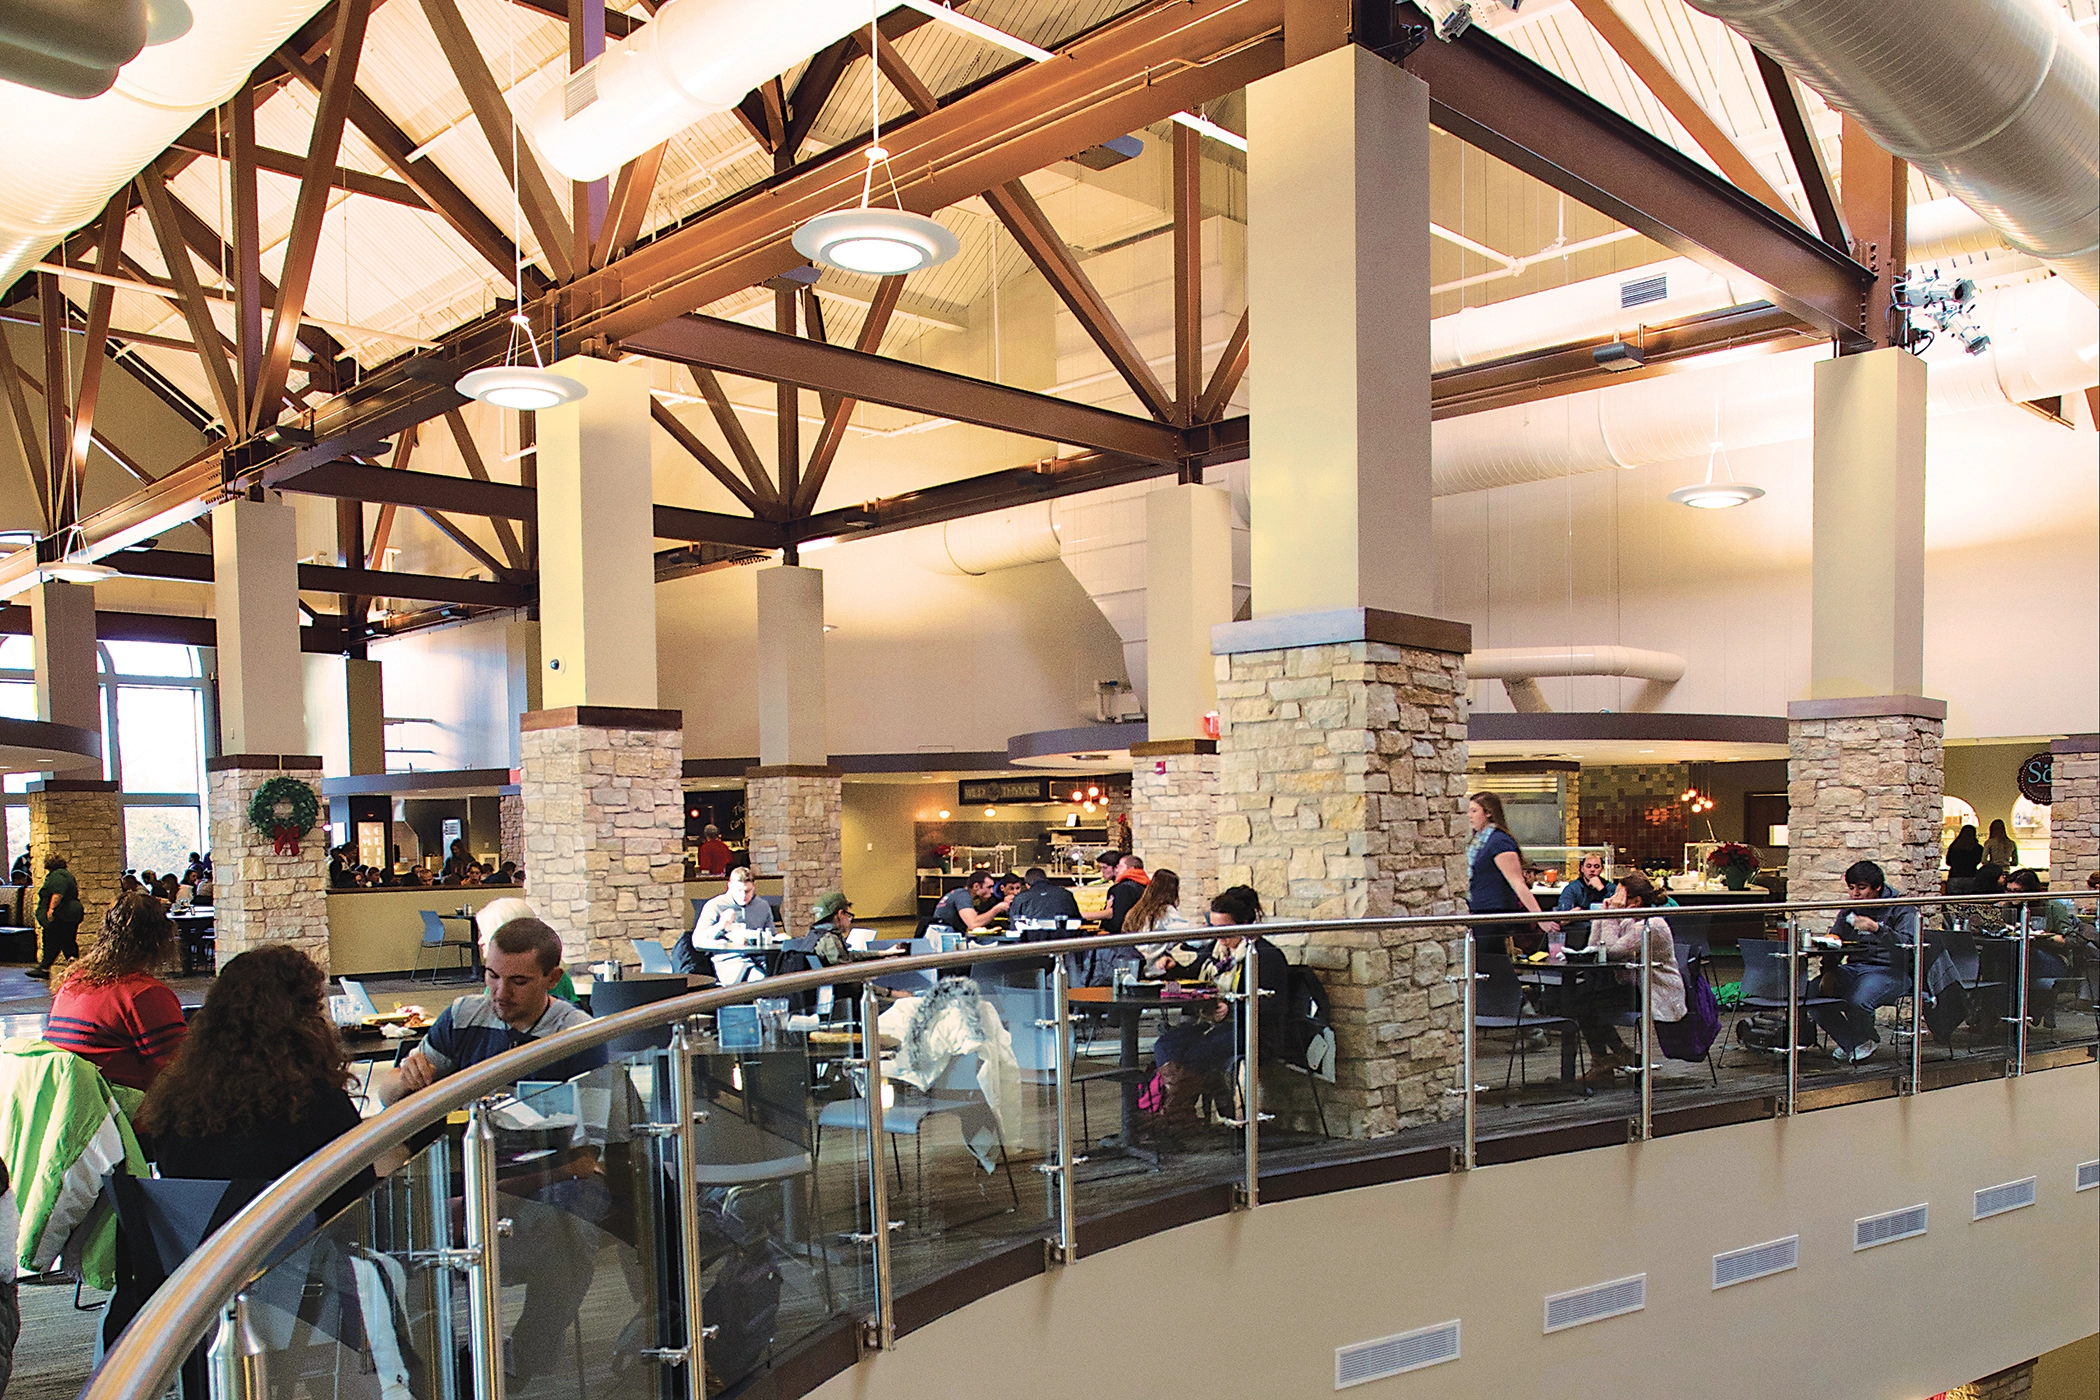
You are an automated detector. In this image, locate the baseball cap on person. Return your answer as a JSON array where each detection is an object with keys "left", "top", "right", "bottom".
[{"left": 812, "top": 890, "right": 852, "bottom": 922}]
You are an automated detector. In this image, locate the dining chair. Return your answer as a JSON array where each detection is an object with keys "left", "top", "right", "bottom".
[{"left": 411, "top": 910, "right": 477, "bottom": 984}]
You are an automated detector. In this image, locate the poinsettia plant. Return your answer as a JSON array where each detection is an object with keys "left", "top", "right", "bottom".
[{"left": 1704, "top": 842, "right": 1760, "bottom": 875}]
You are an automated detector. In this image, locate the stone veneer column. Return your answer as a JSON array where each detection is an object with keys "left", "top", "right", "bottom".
[
  {"left": 744, "top": 766, "right": 841, "bottom": 939},
  {"left": 2049, "top": 735, "right": 2098, "bottom": 890},
  {"left": 1213, "top": 609, "right": 1472, "bottom": 1138},
  {"left": 1128, "top": 739, "right": 1220, "bottom": 907},
  {"left": 27, "top": 779, "right": 124, "bottom": 950},
  {"left": 498, "top": 791, "right": 525, "bottom": 868},
  {"left": 205, "top": 755, "right": 330, "bottom": 969},
  {"left": 1944, "top": 1360, "right": 2035, "bottom": 1400},
  {"left": 1785, "top": 696, "right": 1945, "bottom": 902},
  {"left": 519, "top": 706, "right": 686, "bottom": 966}
]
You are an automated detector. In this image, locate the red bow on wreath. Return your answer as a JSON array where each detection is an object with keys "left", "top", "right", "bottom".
[{"left": 272, "top": 825, "right": 304, "bottom": 856}]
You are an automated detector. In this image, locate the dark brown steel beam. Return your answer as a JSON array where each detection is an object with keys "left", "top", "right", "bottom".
[
  {"left": 39, "top": 274, "right": 69, "bottom": 525},
  {"left": 416, "top": 507, "right": 512, "bottom": 579},
  {"left": 1171, "top": 122, "right": 1203, "bottom": 426},
  {"left": 651, "top": 503, "right": 785, "bottom": 550},
  {"left": 104, "top": 546, "right": 532, "bottom": 607},
  {"left": 502, "top": 0, "right": 638, "bottom": 38},
  {"left": 0, "top": 311, "right": 52, "bottom": 528},
  {"left": 651, "top": 399, "right": 763, "bottom": 515},
  {"left": 166, "top": 122, "right": 428, "bottom": 211},
  {"left": 567, "top": 0, "right": 608, "bottom": 274},
  {"left": 253, "top": 0, "right": 371, "bottom": 429},
  {"left": 593, "top": 142, "right": 665, "bottom": 269},
  {"left": 793, "top": 273, "right": 901, "bottom": 515},
  {"left": 1753, "top": 48, "right": 1847, "bottom": 251},
  {"left": 419, "top": 0, "right": 574, "bottom": 281},
  {"left": 774, "top": 287, "right": 799, "bottom": 513},
  {"left": 1193, "top": 309, "right": 1249, "bottom": 424},
  {"left": 272, "top": 44, "right": 544, "bottom": 297},
  {"left": 66, "top": 190, "right": 130, "bottom": 499},
  {"left": 442, "top": 408, "right": 525, "bottom": 569},
  {"left": 229, "top": 81, "right": 266, "bottom": 402},
  {"left": 689, "top": 365, "right": 781, "bottom": 513},
  {"left": 797, "top": 450, "right": 1181, "bottom": 545},
  {"left": 1837, "top": 116, "right": 1905, "bottom": 350},
  {"left": 157, "top": 180, "right": 347, "bottom": 387},
  {"left": 1395, "top": 3, "right": 1872, "bottom": 344},
  {"left": 622, "top": 313, "right": 1184, "bottom": 462}
]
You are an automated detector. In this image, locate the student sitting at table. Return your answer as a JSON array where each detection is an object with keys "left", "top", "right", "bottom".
[
  {"left": 2004, "top": 869, "right": 2081, "bottom": 1025},
  {"left": 141, "top": 944, "right": 377, "bottom": 1223},
  {"left": 477, "top": 897, "right": 578, "bottom": 1003},
  {"left": 1554, "top": 853, "right": 1616, "bottom": 947},
  {"left": 1008, "top": 868, "right": 1082, "bottom": 930},
  {"left": 45, "top": 893, "right": 188, "bottom": 1093},
  {"left": 929, "top": 870, "right": 1007, "bottom": 935},
  {"left": 685, "top": 865, "right": 777, "bottom": 983},
  {"left": 1571, "top": 872, "right": 1685, "bottom": 1082},
  {"left": 1149, "top": 885, "right": 1288, "bottom": 1127},
  {"left": 1810, "top": 860, "right": 1921, "bottom": 1063}
]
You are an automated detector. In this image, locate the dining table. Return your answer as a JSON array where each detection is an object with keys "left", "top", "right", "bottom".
[{"left": 1066, "top": 983, "right": 1219, "bottom": 1164}]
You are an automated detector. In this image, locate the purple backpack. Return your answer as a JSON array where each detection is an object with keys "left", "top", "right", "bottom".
[{"left": 1655, "top": 963, "right": 1722, "bottom": 1062}]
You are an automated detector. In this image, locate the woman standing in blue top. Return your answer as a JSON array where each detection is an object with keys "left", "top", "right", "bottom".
[{"left": 1467, "top": 792, "right": 1551, "bottom": 956}]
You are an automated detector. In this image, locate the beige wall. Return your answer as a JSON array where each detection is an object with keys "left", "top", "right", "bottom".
[
  {"left": 841, "top": 782, "right": 951, "bottom": 920},
  {"left": 1945, "top": 742, "right": 2048, "bottom": 849},
  {"left": 812, "top": 1065, "right": 2100, "bottom": 1400},
  {"left": 2035, "top": 1333, "right": 2099, "bottom": 1400},
  {"left": 326, "top": 886, "right": 517, "bottom": 976}
]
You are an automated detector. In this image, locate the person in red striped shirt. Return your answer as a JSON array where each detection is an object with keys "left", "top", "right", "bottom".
[{"left": 45, "top": 893, "right": 188, "bottom": 1092}]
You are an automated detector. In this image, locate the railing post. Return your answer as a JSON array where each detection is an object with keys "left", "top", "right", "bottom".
[
  {"left": 1045, "top": 954, "right": 1079, "bottom": 1261},
  {"left": 1638, "top": 927, "right": 1653, "bottom": 1141},
  {"left": 424, "top": 1119, "right": 459, "bottom": 1400},
  {"left": 1908, "top": 918, "right": 1924, "bottom": 1094},
  {"left": 1783, "top": 920, "right": 1799, "bottom": 1117},
  {"left": 1234, "top": 937, "right": 1269, "bottom": 1208},
  {"left": 461, "top": 1098, "right": 508, "bottom": 1400},
  {"left": 1459, "top": 934, "right": 1477, "bottom": 1170},
  {"left": 2013, "top": 902, "right": 2030, "bottom": 1076},
  {"left": 205, "top": 1294, "right": 266, "bottom": 1400},
  {"left": 860, "top": 981, "right": 896, "bottom": 1352},
  {"left": 669, "top": 1021, "right": 710, "bottom": 1400}
]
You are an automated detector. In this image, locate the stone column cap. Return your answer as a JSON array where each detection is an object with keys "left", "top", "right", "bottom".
[
  {"left": 745, "top": 764, "right": 843, "bottom": 779},
  {"left": 1786, "top": 695, "right": 1947, "bottom": 721},
  {"left": 206, "top": 753, "right": 325, "bottom": 772},
  {"left": 522, "top": 705, "right": 685, "bottom": 733},
  {"left": 2050, "top": 733, "right": 2100, "bottom": 755},
  {"left": 1130, "top": 738, "right": 1218, "bottom": 757},
  {"left": 1212, "top": 607, "right": 1471, "bottom": 657},
  {"left": 26, "top": 778, "right": 119, "bottom": 793}
]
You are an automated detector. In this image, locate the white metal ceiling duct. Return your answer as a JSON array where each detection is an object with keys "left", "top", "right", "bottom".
[
  {"left": 1682, "top": 0, "right": 2099, "bottom": 301},
  {"left": 1431, "top": 276, "right": 2098, "bottom": 493},
  {"left": 0, "top": 0, "right": 325, "bottom": 294}
]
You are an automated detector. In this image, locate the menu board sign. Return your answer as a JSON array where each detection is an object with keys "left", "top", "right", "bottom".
[{"left": 958, "top": 777, "right": 1053, "bottom": 805}]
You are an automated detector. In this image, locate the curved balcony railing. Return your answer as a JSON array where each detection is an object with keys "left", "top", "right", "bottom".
[{"left": 79, "top": 889, "right": 2097, "bottom": 1400}]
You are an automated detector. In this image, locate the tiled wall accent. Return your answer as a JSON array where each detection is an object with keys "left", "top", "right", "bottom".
[{"left": 1578, "top": 764, "right": 1693, "bottom": 870}]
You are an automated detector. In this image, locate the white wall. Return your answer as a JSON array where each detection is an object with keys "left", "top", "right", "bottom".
[
  {"left": 810, "top": 1065, "right": 2100, "bottom": 1400},
  {"left": 1436, "top": 397, "right": 2100, "bottom": 740},
  {"left": 367, "top": 616, "right": 516, "bottom": 771}
]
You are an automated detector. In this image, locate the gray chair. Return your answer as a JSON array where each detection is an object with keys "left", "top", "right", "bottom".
[
  {"left": 412, "top": 909, "right": 477, "bottom": 983},
  {"left": 813, "top": 1049, "right": 1021, "bottom": 1226},
  {"left": 1728, "top": 937, "right": 1844, "bottom": 1065},
  {"left": 1474, "top": 950, "right": 1583, "bottom": 1091},
  {"left": 631, "top": 938, "right": 675, "bottom": 974}
]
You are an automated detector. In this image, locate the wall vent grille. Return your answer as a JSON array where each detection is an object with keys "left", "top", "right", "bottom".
[
  {"left": 1853, "top": 1204, "right": 1929, "bottom": 1250},
  {"left": 1973, "top": 1177, "right": 2037, "bottom": 1220},
  {"left": 563, "top": 62, "right": 600, "bottom": 118},
  {"left": 2077, "top": 1161, "right": 2099, "bottom": 1193},
  {"left": 1334, "top": 1321, "right": 1460, "bottom": 1389},
  {"left": 1711, "top": 1235, "right": 1798, "bottom": 1289},
  {"left": 1620, "top": 273, "right": 1669, "bottom": 308},
  {"left": 1543, "top": 1275, "right": 1645, "bottom": 1334}
]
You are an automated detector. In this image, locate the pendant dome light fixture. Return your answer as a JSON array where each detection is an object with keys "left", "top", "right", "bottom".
[
  {"left": 792, "top": 3, "right": 959, "bottom": 277},
  {"left": 457, "top": 26, "right": 587, "bottom": 412},
  {"left": 1669, "top": 384, "right": 1764, "bottom": 509}
]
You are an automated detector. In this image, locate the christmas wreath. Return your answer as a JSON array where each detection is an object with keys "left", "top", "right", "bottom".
[{"left": 249, "top": 776, "right": 321, "bottom": 856}]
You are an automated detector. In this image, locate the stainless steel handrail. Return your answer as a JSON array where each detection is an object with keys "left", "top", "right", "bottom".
[{"left": 84, "top": 889, "right": 2098, "bottom": 1400}]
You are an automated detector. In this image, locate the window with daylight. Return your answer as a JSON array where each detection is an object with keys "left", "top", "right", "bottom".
[{"left": 0, "top": 639, "right": 215, "bottom": 873}]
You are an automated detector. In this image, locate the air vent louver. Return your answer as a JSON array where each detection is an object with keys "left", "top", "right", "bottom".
[
  {"left": 1543, "top": 1275, "right": 1645, "bottom": 1333},
  {"left": 1335, "top": 1321, "right": 1461, "bottom": 1389},
  {"left": 1619, "top": 273, "right": 1669, "bottom": 308},
  {"left": 563, "top": 62, "right": 600, "bottom": 119},
  {"left": 1973, "top": 1177, "right": 2037, "bottom": 1220},
  {"left": 1712, "top": 1235, "right": 1798, "bottom": 1289},
  {"left": 2077, "top": 1160, "right": 2099, "bottom": 1193},
  {"left": 1854, "top": 1204, "right": 1929, "bottom": 1250}
]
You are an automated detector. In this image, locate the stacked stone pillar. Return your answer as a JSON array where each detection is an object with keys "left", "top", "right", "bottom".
[
  {"left": 1214, "top": 610, "right": 1471, "bottom": 1138},
  {"left": 744, "top": 766, "right": 842, "bottom": 938},
  {"left": 519, "top": 707, "right": 686, "bottom": 966},
  {"left": 2049, "top": 735, "right": 2098, "bottom": 891},
  {"left": 27, "top": 779, "right": 124, "bottom": 948},
  {"left": 1129, "top": 740, "right": 1220, "bottom": 906},
  {"left": 207, "top": 755, "right": 330, "bottom": 966},
  {"left": 1785, "top": 697, "right": 1946, "bottom": 901},
  {"left": 498, "top": 791, "right": 526, "bottom": 868}
]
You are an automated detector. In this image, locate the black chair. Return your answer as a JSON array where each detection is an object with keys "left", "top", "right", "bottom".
[
  {"left": 1727, "top": 938, "right": 1844, "bottom": 1066},
  {"left": 1474, "top": 951, "right": 1583, "bottom": 1090},
  {"left": 412, "top": 909, "right": 478, "bottom": 984},
  {"left": 587, "top": 975, "right": 693, "bottom": 1053}
]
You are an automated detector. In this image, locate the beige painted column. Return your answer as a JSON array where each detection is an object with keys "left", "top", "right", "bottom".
[
  {"left": 2050, "top": 736, "right": 2098, "bottom": 890},
  {"left": 1130, "top": 483, "right": 1234, "bottom": 902},
  {"left": 748, "top": 565, "right": 840, "bottom": 935},
  {"left": 24, "top": 580, "right": 121, "bottom": 948},
  {"left": 536, "top": 356, "right": 657, "bottom": 711},
  {"left": 1221, "top": 43, "right": 1461, "bottom": 1138},
  {"left": 1247, "top": 43, "right": 1433, "bottom": 619},
  {"left": 1788, "top": 348, "right": 1942, "bottom": 903}
]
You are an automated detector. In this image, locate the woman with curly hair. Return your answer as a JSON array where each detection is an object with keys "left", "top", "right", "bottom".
[
  {"left": 44, "top": 892, "right": 186, "bottom": 1091},
  {"left": 142, "top": 945, "right": 375, "bottom": 1215}
]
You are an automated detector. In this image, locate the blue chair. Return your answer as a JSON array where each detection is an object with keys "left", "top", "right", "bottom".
[
  {"left": 632, "top": 938, "right": 674, "bottom": 974},
  {"left": 412, "top": 910, "right": 478, "bottom": 984}
]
